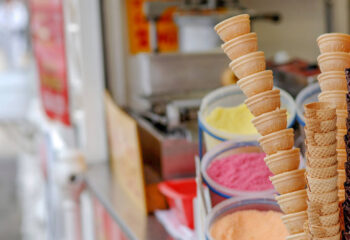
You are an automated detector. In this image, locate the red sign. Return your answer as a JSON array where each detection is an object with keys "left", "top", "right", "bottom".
[{"left": 29, "top": 0, "right": 71, "bottom": 126}]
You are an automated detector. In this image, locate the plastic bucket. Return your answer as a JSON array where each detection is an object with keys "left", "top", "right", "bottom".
[
  {"left": 158, "top": 178, "right": 197, "bottom": 229},
  {"left": 198, "top": 85, "right": 296, "bottom": 155},
  {"left": 295, "top": 83, "right": 321, "bottom": 127},
  {"left": 205, "top": 196, "right": 282, "bottom": 240},
  {"left": 201, "top": 140, "right": 276, "bottom": 206}
]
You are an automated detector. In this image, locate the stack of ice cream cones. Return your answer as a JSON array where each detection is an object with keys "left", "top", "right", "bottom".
[
  {"left": 317, "top": 34, "right": 350, "bottom": 199},
  {"left": 215, "top": 14, "right": 307, "bottom": 239},
  {"left": 303, "top": 102, "right": 341, "bottom": 240}
]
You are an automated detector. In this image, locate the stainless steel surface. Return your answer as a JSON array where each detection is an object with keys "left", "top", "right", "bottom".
[
  {"left": 85, "top": 164, "right": 170, "bottom": 240},
  {"left": 136, "top": 116, "right": 196, "bottom": 180},
  {"left": 128, "top": 52, "right": 228, "bottom": 109}
]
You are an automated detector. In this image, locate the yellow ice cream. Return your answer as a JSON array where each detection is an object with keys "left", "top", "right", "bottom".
[{"left": 206, "top": 103, "right": 257, "bottom": 135}]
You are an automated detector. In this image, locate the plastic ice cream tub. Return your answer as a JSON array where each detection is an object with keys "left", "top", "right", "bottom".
[
  {"left": 198, "top": 85, "right": 296, "bottom": 155},
  {"left": 201, "top": 140, "right": 276, "bottom": 206},
  {"left": 206, "top": 196, "right": 283, "bottom": 240},
  {"left": 295, "top": 83, "right": 321, "bottom": 127}
]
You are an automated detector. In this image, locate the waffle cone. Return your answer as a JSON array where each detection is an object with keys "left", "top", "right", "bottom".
[
  {"left": 338, "top": 189, "right": 345, "bottom": 202},
  {"left": 318, "top": 71, "right": 347, "bottom": 91},
  {"left": 258, "top": 128, "right": 294, "bottom": 155},
  {"left": 306, "top": 142, "right": 337, "bottom": 158},
  {"left": 306, "top": 164, "right": 337, "bottom": 179},
  {"left": 336, "top": 109, "right": 347, "bottom": 130},
  {"left": 309, "top": 223, "right": 340, "bottom": 238},
  {"left": 307, "top": 201, "right": 339, "bottom": 216},
  {"left": 229, "top": 51, "right": 266, "bottom": 79},
  {"left": 306, "top": 153, "right": 337, "bottom": 168},
  {"left": 319, "top": 91, "right": 347, "bottom": 110},
  {"left": 264, "top": 148, "right": 300, "bottom": 175},
  {"left": 304, "top": 102, "right": 337, "bottom": 121},
  {"left": 307, "top": 189, "right": 338, "bottom": 204},
  {"left": 270, "top": 169, "right": 306, "bottom": 194},
  {"left": 305, "top": 129, "right": 337, "bottom": 146},
  {"left": 306, "top": 175, "right": 338, "bottom": 193},
  {"left": 336, "top": 129, "right": 346, "bottom": 149},
  {"left": 304, "top": 118, "right": 336, "bottom": 133},
  {"left": 244, "top": 89, "right": 280, "bottom": 116},
  {"left": 237, "top": 70, "right": 273, "bottom": 98},
  {"left": 337, "top": 149, "right": 346, "bottom": 169},
  {"left": 319, "top": 211, "right": 340, "bottom": 226},
  {"left": 286, "top": 232, "right": 308, "bottom": 240},
  {"left": 313, "top": 233, "right": 341, "bottom": 240},
  {"left": 222, "top": 33, "right": 258, "bottom": 61},
  {"left": 307, "top": 211, "right": 321, "bottom": 226},
  {"left": 275, "top": 189, "right": 307, "bottom": 214},
  {"left": 337, "top": 170, "right": 345, "bottom": 190},
  {"left": 317, "top": 33, "right": 350, "bottom": 53},
  {"left": 281, "top": 211, "right": 307, "bottom": 234},
  {"left": 251, "top": 108, "right": 287, "bottom": 136},
  {"left": 214, "top": 14, "right": 250, "bottom": 42}
]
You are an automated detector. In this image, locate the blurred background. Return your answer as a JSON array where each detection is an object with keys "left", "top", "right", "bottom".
[{"left": 0, "top": 0, "right": 349, "bottom": 239}]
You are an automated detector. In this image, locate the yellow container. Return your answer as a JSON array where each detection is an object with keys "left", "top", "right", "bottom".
[{"left": 198, "top": 85, "right": 296, "bottom": 153}]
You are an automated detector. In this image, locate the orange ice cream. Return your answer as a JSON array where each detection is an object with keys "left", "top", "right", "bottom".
[{"left": 210, "top": 210, "right": 288, "bottom": 240}]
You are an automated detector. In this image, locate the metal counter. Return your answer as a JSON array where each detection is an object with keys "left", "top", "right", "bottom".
[{"left": 84, "top": 164, "right": 170, "bottom": 240}]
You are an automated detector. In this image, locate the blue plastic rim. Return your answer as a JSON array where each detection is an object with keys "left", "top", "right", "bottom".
[
  {"left": 205, "top": 197, "right": 280, "bottom": 240},
  {"left": 200, "top": 140, "right": 276, "bottom": 199},
  {"left": 201, "top": 141, "right": 257, "bottom": 198}
]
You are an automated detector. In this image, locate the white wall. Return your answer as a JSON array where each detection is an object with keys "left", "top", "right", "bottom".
[{"left": 243, "top": 0, "right": 342, "bottom": 62}]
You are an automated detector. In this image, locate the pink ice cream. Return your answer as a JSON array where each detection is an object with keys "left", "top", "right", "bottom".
[{"left": 206, "top": 152, "right": 273, "bottom": 191}]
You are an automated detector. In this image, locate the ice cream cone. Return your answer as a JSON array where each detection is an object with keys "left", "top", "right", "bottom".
[
  {"left": 337, "top": 149, "right": 346, "bottom": 169},
  {"left": 275, "top": 189, "right": 307, "bottom": 214},
  {"left": 222, "top": 32, "right": 258, "bottom": 60},
  {"left": 319, "top": 90, "right": 347, "bottom": 110},
  {"left": 337, "top": 170, "right": 345, "bottom": 190},
  {"left": 258, "top": 128, "right": 294, "bottom": 155},
  {"left": 305, "top": 129, "right": 337, "bottom": 146},
  {"left": 307, "top": 201, "right": 339, "bottom": 215},
  {"left": 304, "top": 102, "right": 337, "bottom": 121},
  {"left": 264, "top": 148, "right": 300, "bottom": 175},
  {"left": 317, "top": 33, "right": 350, "bottom": 53},
  {"left": 306, "top": 175, "right": 338, "bottom": 193},
  {"left": 336, "top": 129, "right": 347, "bottom": 149},
  {"left": 309, "top": 224, "right": 340, "bottom": 238},
  {"left": 318, "top": 71, "right": 347, "bottom": 91},
  {"left": 230, "top": 51, "right": 266, "bottom": 79},
  {"left": 251, "top": 108, "right": 287, "bottom": 136},
  {"left": 237, "top": 70, "right": 274, "bottom": 98},
  {"left": 317, "top": 52, "right": 350, "bottom": 72},
  {"left": 338, "top": 189, "right": 345, "bottom": 202},
  {"left": 306, "top": 153, "right": 337, "bottom": 168},
  {"left": 281, "top": 211, "right": 307, "bottom": 234},
  {"left": 215, "top": 14, "right": 250, "bottom": 42},
  {"left": 307, "top": 188, "right": 338, "bottom": 204},
  {"left": 319, "top": 211, "right": 340, "bottom": 226},
  {"left": 308, "top": 210, "right": 322, "bottom": 226},
  {"left": 336, "top": 109, "right": 347, "bottom": 130},
  {"left": 244, "top": 89, "right": 281, "bottom": 117},
  {"left": 286, "top": 232, "right": 308, "bottom": 240},
  {"left": 306, "top": 164, "right": 337, "bottom": 179},
  {"left": 304, "top": 118, "right": 336, "bottom": 133},
  {"left": 306, "top": 142, "right": 337, "bottom": 158},
  {"left": 313, "top": 233, "right": 341, "bottom": 240},
  {"left": 270, "top": 169, "right": 306, "bottom": 194}
]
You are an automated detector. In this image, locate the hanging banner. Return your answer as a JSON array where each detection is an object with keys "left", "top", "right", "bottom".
[{"left": 29, "top": 0, "right": 71, "bottom": 126}]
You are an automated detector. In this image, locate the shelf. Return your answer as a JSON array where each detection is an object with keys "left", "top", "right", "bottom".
[{"left": 84, "top": 164, "right": 169, "bottom": 240}]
